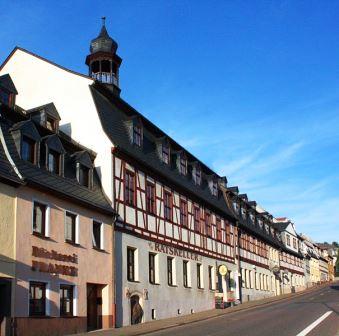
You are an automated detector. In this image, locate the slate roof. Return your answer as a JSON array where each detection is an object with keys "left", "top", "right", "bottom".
[
  {"left": 90, "top": 84, "right": 235, "bottom": 220},
  {"left": 27, "top": 102, "right": 61, "bottom": 120},
  {"left": 272, "top": 221, "right": 289, "bottom": 231},
  {"left": 0, "top": 74, "right": 18, "bottom": 94},
  {"left": 0, "top": 109, "right": 114, "bottom": 215},
  {"left": 0, "top": 123, "right": 22, "bottom": 185}
]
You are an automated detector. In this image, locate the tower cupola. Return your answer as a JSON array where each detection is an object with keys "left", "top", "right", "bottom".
[{"left": 86, "top": 18, "right": 122, "bottom": 93}]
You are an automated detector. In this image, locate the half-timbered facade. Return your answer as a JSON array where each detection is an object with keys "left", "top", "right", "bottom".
[
  {"left": 224, "top": 188, "right": 284, "bottom": 301},
  {"left": 273, "top": 219, "right": 305, "bottom": 293}
]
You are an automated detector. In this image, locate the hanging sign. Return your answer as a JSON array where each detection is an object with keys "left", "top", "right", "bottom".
[{"left": 219, "top": 264, "right": 228, "bottom": 276}]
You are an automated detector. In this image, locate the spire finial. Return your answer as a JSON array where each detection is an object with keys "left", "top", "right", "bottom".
[{"left": 102, "top": 16, "right": 106, "bottom": 27}]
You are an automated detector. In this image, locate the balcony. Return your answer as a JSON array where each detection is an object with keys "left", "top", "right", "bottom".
[{"left": 91, "top": 72, "right": 118, "bottom": 86}]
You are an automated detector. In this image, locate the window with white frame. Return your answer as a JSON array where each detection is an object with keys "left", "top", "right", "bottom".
[
  {"left": 65, "top": 212, "right": 78, "bottom": 244},
  {"left": 92, "top": 220, "right": 103, "bottom": 250},
  {"left": 183, "top": 260, "right": 191, "bottom": 287},
  {"left": 148, "top": 253, "right": 159, "bottom": 285},
  {"left": 208, "top": 265, "right": 215, "bottom": 290},
  {"left": 32, "top": 201, "right": 49, "bottom": 237},
  {"left": 197, "top": 263, "right": 204, "bottom": 289},
  {"left": 127, "top": 247, "right": 138, "bottom": 282},
  {"left": 167, "top": 257, "right": 177, "bottom": 286}
]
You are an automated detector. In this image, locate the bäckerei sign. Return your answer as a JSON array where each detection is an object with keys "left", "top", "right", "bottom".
[{"left": 149, "top": 242, "right": 202, "bottom": 261}]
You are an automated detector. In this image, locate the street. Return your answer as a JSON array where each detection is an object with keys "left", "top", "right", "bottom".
[{"left": 144, "top": 283, "right": 339, "bottom": 336}]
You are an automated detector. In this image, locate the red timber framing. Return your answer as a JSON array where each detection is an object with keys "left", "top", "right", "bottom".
[
  {"left": 279, "top": 251, "right": 304, "bottom": 275},
  {"left": 112, "top": 150, "right": 235, "bottom": 263},
  {"left": 238, "top": 230, "right": 270, "bottom": 269}
]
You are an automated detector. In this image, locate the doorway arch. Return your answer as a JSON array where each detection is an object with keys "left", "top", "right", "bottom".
[{"left": 130, "top": 294, "right": 143, "bottom": 325}]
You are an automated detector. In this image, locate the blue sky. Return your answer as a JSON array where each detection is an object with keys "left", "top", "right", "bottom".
[{"left": 1, "top": 1, "right": 338, "bottom": 242}]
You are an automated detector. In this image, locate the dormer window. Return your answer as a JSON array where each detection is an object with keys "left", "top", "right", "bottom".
[
  {"left": 179, "top": 153, "right": 187, "bottom": 175},
  {"left": 0, "top": 89, "right": 11, "bottom": 106},
  {"left": 133, "top": 122, "right": 142, "bottom": 147},
  {"left": 21, "top": 136, "right": 36, "bottom": 163},
  {"left": 0, "top": 74, "right": 17, "bottom": 108},
  {"left": 27, "top": 103, "right": 60, "bottom": 133},
  {"left": 162, "top": 142, "right": 170, "bottom": 164},
  {"left": 48, "top": 149, "right": 60, "bottom": 174},
  {"left": 78, "top": 164, "right": 90, "bottom": 187},
  {"left": 211, "top": 180, "right": 218, "bottom": 196},
  {"left": 73, "top": 151, "right": 94, "bottom": 188},
  {"left": 41, "top": 134, "right": 65, "bottom": 176},
  {"left": 241, "top": 207, "right": 246, "bottom": 219},
  {"left": 46, "top": 116, "right": 57, "bottom": 132},
  {"left": 193, "top": 164, "right": 202, "bottom": 186}
]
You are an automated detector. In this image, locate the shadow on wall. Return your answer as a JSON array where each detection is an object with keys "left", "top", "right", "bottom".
[
  {"left": 114, "top": 231, "right": 124, "bottom": 328},
  {"left": 0, "top": 252, "right": 78, "bottom": 336}
]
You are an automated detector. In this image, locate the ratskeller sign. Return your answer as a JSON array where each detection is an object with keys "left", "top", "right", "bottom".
[{"left": 149, "top": 242, "right": 202, "bottom": 261}]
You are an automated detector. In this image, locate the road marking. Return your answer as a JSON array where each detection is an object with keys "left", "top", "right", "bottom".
[{"left": 296, "top": 311, "right": 333, "bottom": 336}]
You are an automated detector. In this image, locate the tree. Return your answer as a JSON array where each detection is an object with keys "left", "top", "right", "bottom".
[
  {"left": 332, "top": 241, "right": 339, "bottom": 247},
  {"left": 336, "top": 248, "right": 339, "bottom": 277}
]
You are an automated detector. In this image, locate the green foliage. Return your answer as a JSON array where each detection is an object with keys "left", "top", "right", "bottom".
[{"left": 332, "top": 241, "right": 339, "bottom": 247}]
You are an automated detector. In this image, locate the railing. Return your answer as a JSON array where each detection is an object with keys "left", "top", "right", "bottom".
[{"left": 91, "top": 72, "right": 118, "bottom": 86}]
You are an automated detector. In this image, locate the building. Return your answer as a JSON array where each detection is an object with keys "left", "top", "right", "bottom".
[
  {"left": 0, "top": 75, "right": 115, "bottom": 336},
  {"left": 272, "top": 218, "right": 305, "bottom": 293},
  {"left": 299, "top": 234, "right": 320, "bottom": 286},
  {"left": 0, "top": 74, "right": 24, "bottom": 336},
  {"left": 0, "top": 21, "right": 241, "bottom": 327},
  {"left": 0, "top": 19, "right": 329, "bottom": 331},
  {"left": 223, "top": 189, "right": 283, "bottom": 302}
]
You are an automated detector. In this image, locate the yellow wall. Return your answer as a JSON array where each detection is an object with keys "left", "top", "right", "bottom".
[
  {"left": 0, "top": 182, "right": 17, "bottom": 278},
  {"left": 310, "top": 258, "right": 320, "bottom": 283}
]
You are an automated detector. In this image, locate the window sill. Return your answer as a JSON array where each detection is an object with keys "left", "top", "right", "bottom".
[
  {"left": 127, "top": 280, "right": 140, "bottom": 283},
  {"left": 32, "top": 232, "right": 50, "bottom": 240},
  {"left": 65, "top": 240, "right": 80, "bottom": 247},
  {"left": 197, "top": 287, "right": 204, "bottom": 291},
  {"left": 168, "top": 284, "right": 178, "bottom": 288},
  {"left": 60, "top": 315, "right": 77, "bottom": 318},
  {"left": 92, "top": 246, "right": 105, "bottom": 252},
  {"left": 183, "top": 286, "right": 192, "bottom": 289},
  {"left": 29, "top": 315, "right": 51, "bottom": 319},
  {"left": 150, "top": 282, "right": 160, "bottom": 286}
]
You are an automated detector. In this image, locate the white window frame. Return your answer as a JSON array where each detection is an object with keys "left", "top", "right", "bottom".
[
  {"left": 32, "top": 199, "right": 50, "bottom": 238},
  {"left": 64, "top": 210, "right": 79, "bottom": 244},
  {"left": 92, "top": 219, "right": 104, "bottom": 250}
]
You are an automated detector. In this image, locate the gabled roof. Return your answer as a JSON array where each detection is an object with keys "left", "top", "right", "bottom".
[
  {"left": 0, "top": 47, "right": 93, "bottom": 81},
  {"left": 90, "top": 84, "right": 235, "bottom": 220},
  {"left": 0, "top": 74, "right": 18, "bottom": 94},
  {"left": 27, "top": 102, "right": 61, "bottom": 121}
]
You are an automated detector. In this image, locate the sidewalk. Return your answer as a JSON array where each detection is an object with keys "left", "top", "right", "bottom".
[{"left": 73, "top": 283, "right": 332, "bottom": 336}]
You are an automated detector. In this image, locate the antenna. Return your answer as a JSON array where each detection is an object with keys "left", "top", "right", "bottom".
[{"left": 102, "top": 16, "right": 106, "bottom": 27}]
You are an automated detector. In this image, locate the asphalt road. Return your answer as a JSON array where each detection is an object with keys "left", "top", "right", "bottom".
[{"left": 144, "top": 283, "right": 339, "bottom": 336}]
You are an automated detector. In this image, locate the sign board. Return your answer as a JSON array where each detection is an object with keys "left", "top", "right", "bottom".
[
  {"left": 215, "top": 293, "right": 224, "bottom": 309},
  {"left": 227, "top": 291, "right": 235, "bottom": 302},
  {"left": 219, "top": 264, "right": 228, "bottom": 276}
]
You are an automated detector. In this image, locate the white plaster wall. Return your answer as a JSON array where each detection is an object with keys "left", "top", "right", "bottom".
[
  {"left": 0, "top": 49, "right": 113, "bottom": 200},
  {"left": 240, "top": 261, "right": 276, "bottom": 302},
  {"left": 115, "top": 232, "right": 236, "bottom": 327}
]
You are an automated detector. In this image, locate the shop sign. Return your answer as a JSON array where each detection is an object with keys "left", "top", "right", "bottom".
[
  {"left": 149, "top": 242, "right": 202, "bottom": 261},
  {"left": 31, "top": 246, "right": 78, "bottom": 277}
]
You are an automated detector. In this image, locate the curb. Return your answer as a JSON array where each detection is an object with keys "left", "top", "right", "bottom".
[{"left": 76, "top": 282, "right": 335, "bottom": 336}]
